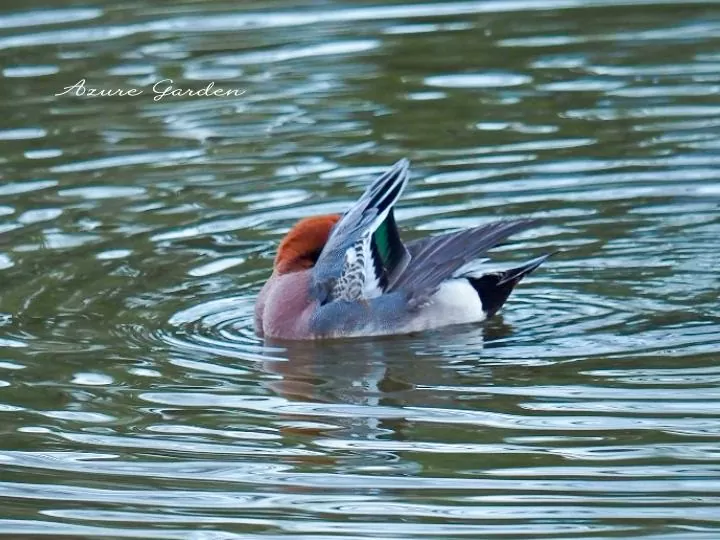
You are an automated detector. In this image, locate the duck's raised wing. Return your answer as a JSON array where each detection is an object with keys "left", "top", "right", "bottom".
[
  {"left": 310, "top": 159, "right": 412, "bottom": 304},
  {"left": 394, "top": 219, "right": 539, "bottom": 309}
]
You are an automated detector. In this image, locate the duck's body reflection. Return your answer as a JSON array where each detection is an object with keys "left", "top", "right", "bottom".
[{"left": 260, "top": 321, "right": 514, "bottom": 445}]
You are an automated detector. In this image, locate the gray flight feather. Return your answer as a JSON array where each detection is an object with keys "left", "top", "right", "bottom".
[
  {"left": 310, "top": 159, "right": 411, "bottom": 303},
  {"left": 392, "top": 219, "right": 538, "bottom": 309}
]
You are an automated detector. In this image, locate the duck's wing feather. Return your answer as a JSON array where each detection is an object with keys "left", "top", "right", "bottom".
[
  {"left": 311, "top": 159, "right": 412, "bottom": 304},
  {"left": 393, "top": 219, "right": 538, "bottom": 309}
]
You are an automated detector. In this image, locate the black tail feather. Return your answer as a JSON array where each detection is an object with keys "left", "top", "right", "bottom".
[{"left": 468, "top": 253, "right": 553, "bottom": 317}]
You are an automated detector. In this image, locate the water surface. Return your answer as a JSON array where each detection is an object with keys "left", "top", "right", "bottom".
[{"left": 1, "top": 0, "right": 719, "bottom": 538}]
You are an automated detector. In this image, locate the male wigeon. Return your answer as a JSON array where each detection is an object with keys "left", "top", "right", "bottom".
[{"left": 255, "top": 159, "right": 550, "bottom": 340}]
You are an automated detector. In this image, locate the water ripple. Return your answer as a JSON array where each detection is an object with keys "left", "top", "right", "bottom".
[{"left": 1, "top": 0, "right": 719, "bottom": 538}]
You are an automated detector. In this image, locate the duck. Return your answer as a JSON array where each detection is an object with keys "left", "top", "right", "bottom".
[{"left": 254, "top": 159, "right": 551, "bottom": 340}]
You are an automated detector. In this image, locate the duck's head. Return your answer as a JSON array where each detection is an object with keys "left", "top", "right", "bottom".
[{"left": 274, "top": 214, "right": 341, "bottom": 275}]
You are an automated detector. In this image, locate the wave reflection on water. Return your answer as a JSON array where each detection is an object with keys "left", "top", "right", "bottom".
[{"left": 0, "top": 0, "right": 719, "bottom": 537}]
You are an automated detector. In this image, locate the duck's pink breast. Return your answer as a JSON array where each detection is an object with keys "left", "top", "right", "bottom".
[{"left": 256, "top": 270, "right": 314, "bottom": 340}]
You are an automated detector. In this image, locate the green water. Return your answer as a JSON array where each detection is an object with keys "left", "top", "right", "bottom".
[{"left": 1, "top": 0, "right": 719, "bottom": 538}]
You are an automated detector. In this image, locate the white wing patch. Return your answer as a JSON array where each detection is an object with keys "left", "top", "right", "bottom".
[
  {"left": 360, "top": 232, "right": 383, "bottom": 298},
  {"left": 330, "top": 233, "right": 383, "bottom": 302}
]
